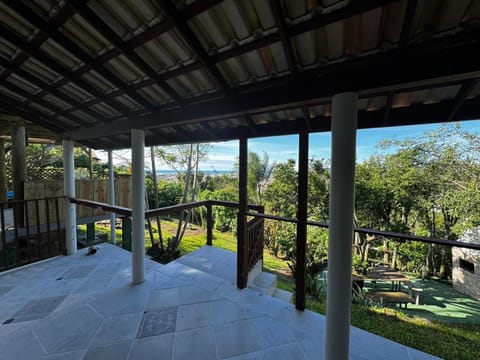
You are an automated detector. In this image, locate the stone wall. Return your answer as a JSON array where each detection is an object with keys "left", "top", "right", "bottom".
[{"left": 452, "top": 246, "right": 480, "bottom": 300}]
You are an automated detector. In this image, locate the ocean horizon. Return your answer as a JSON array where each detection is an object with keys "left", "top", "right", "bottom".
[{"left": 151, "top": 169, "right": 233, "bottom": 176}]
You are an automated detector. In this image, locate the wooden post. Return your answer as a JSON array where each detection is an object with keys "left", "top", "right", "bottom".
[
  {"left": 296, "top": 129, "right": 309, "bottom": 311},
  {"left": 11, "top": 126, "right": 26, "bottom": 225},
  {"left": 87, "top": 223, "right": 95, "bottom": 244},
  {"left": 237, "top": 135, "right": 248, "bottom": 289},
  {"left": 122, "top": 217, "right": 132, "bottom": 251},
  {"left": 0, "top": 139, "right": 7, "bottom": 203},
  {"left": 206, "top": 202, "right": 213, "bottom": 246}
]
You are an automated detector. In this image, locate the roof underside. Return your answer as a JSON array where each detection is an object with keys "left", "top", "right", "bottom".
[{"left": 0, "top": 0, "right": 479, "bottom": 150}]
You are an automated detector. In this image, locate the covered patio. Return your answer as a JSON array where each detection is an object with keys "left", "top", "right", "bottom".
[
  {"left": 1, "top": 0, "right": 480, "bottom": 358},
  {"left": 0, "top": 243, "right": 438, "bottom": 359}
]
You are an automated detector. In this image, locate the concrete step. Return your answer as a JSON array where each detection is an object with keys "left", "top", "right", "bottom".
[
  {"left": 272, "top": 288, "right": 293, "bottom": 303},
  {"left": 249, "top": 271, "right": 277, "bottom": 296}
]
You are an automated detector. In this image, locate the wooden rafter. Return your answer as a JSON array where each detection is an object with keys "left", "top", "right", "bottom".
[
  {"left": 269, "top": 0, "right": 296, "bottom": 73},
  {"left": 156, "top": 0, "right": 230, "bottom": 93},
  {"left": 447, "top": 79, "right": 479, "bottom": 123},
  {"left": 4, "top": 1, "right": 154, "bottom": 111},
  {"left": 67, "top": 0, "right": 183, "bottom": 104}
]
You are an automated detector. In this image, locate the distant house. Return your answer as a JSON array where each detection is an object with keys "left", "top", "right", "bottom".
[{"left": 452, "top": 229, "right": 480, "bottom": 300}]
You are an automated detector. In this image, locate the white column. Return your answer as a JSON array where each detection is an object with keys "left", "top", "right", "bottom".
[
  {"left": 325, "top": 92, "right": 358, "bottom": 360},
  {"left": 131, "top": 129, "right": 145, "bottom": 284},
  {"left": 108, "top": 150, "right": 116, "bottom": 244},
  {"left": 63, "top": 140, "right": 77, "bottom": 255}
]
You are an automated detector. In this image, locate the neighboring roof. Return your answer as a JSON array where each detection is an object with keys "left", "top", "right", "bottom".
[{"left": 0, "top": 0, "right": 479, "bottom": 149}]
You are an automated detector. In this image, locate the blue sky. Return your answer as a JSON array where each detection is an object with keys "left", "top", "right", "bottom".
[
  {"left": 199, "top": 119, "right": 480, "bottom": 171},
  {"left": 100, "top": 119, "right": 480, "bottom": 171}
]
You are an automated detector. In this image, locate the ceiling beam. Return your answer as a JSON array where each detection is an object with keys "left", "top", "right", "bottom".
[
  {"left": 269, "top": 0, "right": 296, "bottom": 73},
  {"left": 4, "top": 1, "right": 155, "bottom": 111},
  {"left": 0, "top": 80, "right": 89, "bottom": 126},
  {"left": 383, "top": 92, "right": 394, "bottom": 125},
  {"left": 0, "top": 56, "right": 109, "bottom": 124},
  {"left": 64, "top": 38, "right": 480, "bottom": 140},
  {"left": 67, "top": 0, "right": 183, "bottom": 104},
  {"left": 156, "top": 0, "right": 230, "bottom": 93},
  {"left": 399, "top": 0, "right": 418, "bottom": 47},
  {"left": 447, "top": 79, "right": 479, "bottom": 122}
]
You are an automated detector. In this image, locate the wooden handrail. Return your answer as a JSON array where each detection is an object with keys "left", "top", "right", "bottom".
[{"left": 69, "top": 198, "right": 132, "bottom": 217}]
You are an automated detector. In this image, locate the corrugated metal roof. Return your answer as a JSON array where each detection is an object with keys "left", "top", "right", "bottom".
[{"left": 0, "top": 0, "right": 478, "bottom": 149}]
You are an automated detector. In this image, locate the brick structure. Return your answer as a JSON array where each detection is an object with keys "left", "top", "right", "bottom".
[{"left": 452, "top": 229, "right": 480, "bottom": 300}]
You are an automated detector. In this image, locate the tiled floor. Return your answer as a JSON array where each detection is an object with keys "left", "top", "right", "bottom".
[{"left": 0, "top": 243, "right": 440, "bottom": 360}]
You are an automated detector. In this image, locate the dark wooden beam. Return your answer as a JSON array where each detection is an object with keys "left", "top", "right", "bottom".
[
  {"left": 447, "top": 79, "right": 479, "bottom": 123},
  {"left": 4, "top": 1, "right": 154, "bottom": 110},
  {"left": 295, "top": 129, "right": 308, "bottom": 311},
  {"left": 244, "top": 116, "right": 258, "bottom": 136},
  {"left": 156, "top": 0, "right": 230, "bottom": 93},
  {"left": 237, "top": 134, "right": 248, "bottom": 289},
  {"left": 0, "top": 4, "right": 75, "bottom": 82},
  {"left": 269, "top": 0, "right": 297, "bottom": 72},
  {"left": 67, "top": 0, "right": 183, "bottom": 104},
  {"left": 399, "top": 0, "right": 418, "bottom": 47},
  {"left": 65, "top": 37, "right": 480, "bottom": 140},
  {"left": 302, "top": 106, "right": 312, "bottom": 131},
  {"left": 383, "top": 92, "right": 394, "bottom": 125}
]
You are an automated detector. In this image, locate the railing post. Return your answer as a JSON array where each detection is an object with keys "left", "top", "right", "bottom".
[
  {"left": 87, "top": 223, "right": 95, "bottom": 244},
  {"left": 206, "top": 203, "right": 213, "bottom": 246},
  {"left": 122, "top": 217, "right": 132, "bottom": 251},
  {"left": 296, "top": 129, "right": 309, "bottom": 310},
  {"left": 237, "top": 135, "right": 248, "bottom": 289}
]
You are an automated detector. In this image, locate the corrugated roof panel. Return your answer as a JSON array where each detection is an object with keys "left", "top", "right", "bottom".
[
  {"left": 103, "top": 54, "right": 146, "bottom": 84},
  {"left": 189, "top": 6, "right": 232, "bottom": 51},
  {"left": 61, "top": 14, "right": 110, "bottom": 58},
  {"left": 91, "top": 102, "right": 119, "bottom": 118},
  {"left": 412, "top": 0, "right": 471, "bottom": 35},
  {"left": 283, "top": 1, "right": 309, "bottom": 20},
  {"left": 357, "top": 98, "right": 369, "bottom": 111},
  {"left": 324, "top": 21, "right": 344, "bottom": 60},
  {"left": 60, "top": 82, "right": 94, "bottom": 103},
  {"left": 422, "top": 85, "right": 462, "bottom": 104},
  {"left": 88, "top": 0, "right": 165, "bottom": 41},
  {"left": 6, "top": 73, "right": 41, "bottom": 94},
  {"left": 358, "top": 8, "right": 383, "bottom": 52},
  {"left": 241, "top": 50, "right": 268, "bottom": 79},
  {"left": 0, "top": 2, "right": 36, "bottom": 39},
  {"left": 366, "top": 96, "right": 387, "bottom": 111},
  {"left": 174, "top": 70, "right": 216, "bottom": 97},
  {"left": 217, "top": 57, "right": 250, "bottom": 85},
  {"left": 294, "top": 31, "right": 316, "bottom": 66},
  {"left": 160, "top": 30, "right": 194, "bottom": 62},
  {"left": 222, "top": 0, "right": 253, "bottom": 40},
  {"left": 252, "top": 112, "right": 274, "bottom": 124},
  {"left": 42, "top": 94, "right": 72, "bottom": 111},
  {"left": 113, "top": 94, "right": 142, "bottom": 110},
  {"left": 0, "top": 37, "right": 18, "bottom": 60},
  {"left": 309, "top": 104, "right": 325, "bottom": 118},
  {"left": 463, "top": 1, "right": 480, "bottom": 23},
  {"left": 70, "top": 110, "right": 98, "bottom": 124},
  {"left": 57, "top": 115, "right": 81, "bottom": 127},
  {"left": 0, "top": 85, "right": 25, "bottom": 102},
  {"left": 323, "top": 103, "right": 331, "bottom": 116},
  {"left": 31, "top": 1, "right": 61, "bottom": 17},
  {"left": 137, "top": 84, "right": 170, "bottom": 105},
  {"left": 159, "top": 127, "right": 176, "bottom": 134},
  {"left": 468, "top": 81, "right": 480, "bottom": 99},
  {"left": 165, "top": 77, "right": 189, "bottom": 98},
  {"left": 382, "top": 0, "right": 407, "bottom": 44},
  {"left": 82, "top": 70, "right": 117, "bottom": 93},
  {"left": 392, "top": 92, "right": 412, "bottom": 108},
  {"left": 269, "top": 42, "right": 289, "bottom": 72},
  {"left": 252, "top": 0, "right": 275, "bottom": 30},
  {"left": 29, "top": 102, "right": 55, "bottom": 116},
  {"left": 40, "top": 39, "right": 83, "bottom": 71},
  {"left": 135, "top": 38, "right": 177, "bottom": 72},
  {"left": 22, "top": 57, "right": 61, "bottom": 84}
]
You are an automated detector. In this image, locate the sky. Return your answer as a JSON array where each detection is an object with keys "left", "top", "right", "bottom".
[{"left": 97, "top": 119, "right": 480, "bottom": 171}]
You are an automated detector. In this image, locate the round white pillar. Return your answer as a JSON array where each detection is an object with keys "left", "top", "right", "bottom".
[
  {"left": 325, "top": 92, "right": 358, "bottom": 360},
  {"left": 108, "top": 150, "right": 116, "bottom": 244},
  {"left": 131, "top": 129, "right": 145, "bottom": 284},
  {"left": 63, "top": 140, "right": 77, "bottom": 255}
]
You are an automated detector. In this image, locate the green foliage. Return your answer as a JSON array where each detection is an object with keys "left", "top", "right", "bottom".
[
  {"left": 147, "top": 238, "right": 181, "bottom": 264},
  {"left": 352, "top": 254, "right": 369, "bottom": 275},
  {"left": 200, "top": 188, "right": 238, "bottom": 232},
  {"left": 264, "top": 159, "right": 298, "bottom": 217},
  {"left": 145, "top": 177, "right": 182, "bottom": 208}
]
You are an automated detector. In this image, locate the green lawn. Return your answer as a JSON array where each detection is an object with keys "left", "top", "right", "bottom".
[{"left": 83, "top": 221, "right": 480, "bottom": 359}]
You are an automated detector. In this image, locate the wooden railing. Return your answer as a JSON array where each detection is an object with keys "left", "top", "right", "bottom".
[
  {"left": 1, "top": 196, "right": 65, "bottom": 271},
  {"left": 247, "top": 214, "right": 264, "bottom": 272}
]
